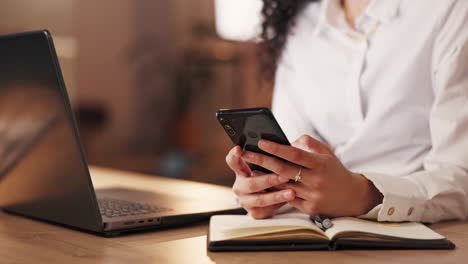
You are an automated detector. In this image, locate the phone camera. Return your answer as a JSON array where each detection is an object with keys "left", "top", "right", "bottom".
[
  {"left": 224, "top": 124, "right": 236, "bottom": 136},
  {"left": 248, "top": 131, "right": 258, "bottom": 138},
  {"left": 220, "top": 118, "right": 229, "bottom": 125}
]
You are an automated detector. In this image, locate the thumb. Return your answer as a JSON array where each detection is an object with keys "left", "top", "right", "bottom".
[{"left": 292, "top": 135, "right": 333, "bottom": 155}]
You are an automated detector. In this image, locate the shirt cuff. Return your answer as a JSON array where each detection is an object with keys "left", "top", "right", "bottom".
[
  {"left": 360, "top": 172, "right": 426, "bottom": 222},
  {"left": 357, "top": 203, "right": 381, "bottom": 220}
]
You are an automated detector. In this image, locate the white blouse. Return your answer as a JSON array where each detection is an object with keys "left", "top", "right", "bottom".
[{"left": 272, "top": 0, "right": 468, "bottom": 223}]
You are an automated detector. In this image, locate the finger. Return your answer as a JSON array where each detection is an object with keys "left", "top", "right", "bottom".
[
  {"left": 226, "top": 146, "right": 251, "bottom": 177},
  {"left": 239, "top": 189, "right": 295, "bottom": 208},
  {"left": 288, "top": 198, "right": 319, "bottom": 216},
  {"left": 248, "top": 203, "right": 285, "bottom": 219},
  {"left": 232, "top": 146, "right": 253, "bottom": 175},
  {"left": 233, "top": 173, "right": 290, "bottom": 194},
  {"left": 258, "top": 140, "right": 327, "bottom": 168},
  {"left": 292, "top": 135, "right": 333, "bottom": 155},
  {"left": 242, "top": 151, "right": 301, "bottom": 180},
  {"left": 252, "top": 170, "right": 266, "bottom": 177},
  {"left": 275, "top": 183, "right": 312, "bottom": 200}
]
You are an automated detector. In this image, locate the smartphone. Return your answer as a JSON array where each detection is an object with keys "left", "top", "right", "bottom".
[{"left": 216, "top": 107, "right": 291, "bottom": 173}]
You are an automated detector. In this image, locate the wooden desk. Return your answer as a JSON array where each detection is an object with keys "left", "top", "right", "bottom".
[{"left": 1, "top": 167, "right": 467, "bottom": 264}]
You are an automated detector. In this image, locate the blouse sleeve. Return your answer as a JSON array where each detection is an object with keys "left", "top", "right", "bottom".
[
  {"left": 272, "top": 58, "right": 326, "bottom": 144},
  {"left": 361, "top": 1, "right": 468, "bottom": 223}
]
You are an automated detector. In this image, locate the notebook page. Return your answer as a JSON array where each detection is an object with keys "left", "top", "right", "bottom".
[
  {"left": 210, "top": 213, "right": 324, "bottom": 242},
  {"left": 325, "top": 217, "right": 445, "bottom": 240}
]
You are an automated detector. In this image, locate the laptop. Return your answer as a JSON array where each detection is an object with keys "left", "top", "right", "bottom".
[{"left": 0, "top": 30, "right": 242, "bottom": 236}]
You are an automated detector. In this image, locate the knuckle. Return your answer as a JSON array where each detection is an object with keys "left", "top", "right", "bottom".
[
  {"left": 312, "top": 177, "right": 325, "bottom": 189},
  {"left": 301, "top": 135, "right": 313, "bottom": 143},
  {"left": 316, "top": 163, "right": 326, "bottom": 172},
  {"left": 315, "top": 157, "right": 328, "bottom": 170},
  {"left": 298, "top": 135, "right": 309, "bottom": 143},
  {"left": 325, "top": 154, "right": 335, "bottom": 163},
  {"left": 266, "top": 175, "right": 277, "bottom": 187},
  {"left": 303, "top": 138, "right": 315, "bottom": 150},
  {"left": 275, "top": 163, "right": 288, "bottom": 175},
  {"left": 232, "top": 178, "right": 246, "bottom": 195},
  {"left": 255, "top": 154, "right": 265, "bottom": 165},
  {"left": 254, "top": 195, "right": 266, "bottom": 207},
  {"left": 291, "top": 150, "right": 303, "bottom": 162},
  {"left": 312, "top": 192, "right": 324, "bottom": 204},
  {"left": 246, "top": 178, "right": 259, "bottom": 193},
  {"left": 232, "top": 184, "right": 241, "bottom": 196},
  {"left": 296, "top": 135, "right": 313, "bottom": 146},
  {"left": 320, "top": 156, "right": 334, "bottom": 170}
]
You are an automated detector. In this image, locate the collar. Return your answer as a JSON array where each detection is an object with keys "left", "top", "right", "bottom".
[
  {"left": 313, "top": 0, "right": 402, "bottom": 36},
  {"left": 366, "top": 0, "right": 402, "bottom": 23}
]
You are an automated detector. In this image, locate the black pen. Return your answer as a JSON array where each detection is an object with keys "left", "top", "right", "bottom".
[{"left": 311, "top": 215, "right": 333, "bottom": 231}]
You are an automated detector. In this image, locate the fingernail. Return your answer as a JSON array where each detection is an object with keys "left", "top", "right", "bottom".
[
  {"left": 278, "top": 176, "right": 289, "bottom": 183},
  {"left": 283, "top": 190, "right": 293, "bottom": 200},
  {"left": 259, "top": 140, "right": 270, "bottom": 148}
]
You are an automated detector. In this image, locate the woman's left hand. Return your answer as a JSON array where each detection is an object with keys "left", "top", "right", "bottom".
[{"left": 241, "top": 135, "right": 383, "bottom": 217}]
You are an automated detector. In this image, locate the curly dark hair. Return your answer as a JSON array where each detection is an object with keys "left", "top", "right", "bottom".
[{"left": 260, "top": 0, "right": 319, "bottom": 81}]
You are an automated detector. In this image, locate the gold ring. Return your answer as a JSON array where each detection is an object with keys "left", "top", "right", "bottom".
[{"left": 294, "top": 167, "right": 302, "bottom": 182}]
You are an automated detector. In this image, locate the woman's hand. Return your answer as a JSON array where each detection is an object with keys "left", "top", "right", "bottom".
[
  {"left": 226, "top": 146, "right": 296, "bottom": 219},
  {"left": 241, "top": 135, "right": 383, "bottom": 217}
]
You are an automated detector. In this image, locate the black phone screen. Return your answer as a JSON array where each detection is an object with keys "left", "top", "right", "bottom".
[{"left": 216, "top": 107, "right": 291, "bottom": 173}]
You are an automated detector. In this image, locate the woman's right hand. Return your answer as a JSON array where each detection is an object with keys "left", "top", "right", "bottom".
[{"left": 226, "top": 146, "right": 296, "bottom": 219}]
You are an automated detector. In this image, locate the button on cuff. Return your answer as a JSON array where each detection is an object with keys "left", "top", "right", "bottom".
[
  {"left": 377, "top": 195, "right": 424, "bottom": 222},
  {"left": 361, "top": 172, "right": 426, "bottom": 222}
]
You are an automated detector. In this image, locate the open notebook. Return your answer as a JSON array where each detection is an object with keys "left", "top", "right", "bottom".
[{"left": 208, "top": 212, "right": 455, "bottom": 251}]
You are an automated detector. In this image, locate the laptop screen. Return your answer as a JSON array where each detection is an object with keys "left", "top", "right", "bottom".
[{"left": 0, "top": 30, "right": 102, "bottom": 232}]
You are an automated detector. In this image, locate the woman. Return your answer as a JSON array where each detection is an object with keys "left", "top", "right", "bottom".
[{"left": 226, "top": 0, "right": 468, "bottom": 223}]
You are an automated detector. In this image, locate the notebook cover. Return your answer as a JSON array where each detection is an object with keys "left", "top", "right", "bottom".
[
  {"left": 333, "top": 238, "right": 456, "bottom": 250},
  {"left": 207, "top": 228, "right": 456, "bottom": 251},
  {"left": 207, "top": 238, "right": 331, "bottom": 252}
]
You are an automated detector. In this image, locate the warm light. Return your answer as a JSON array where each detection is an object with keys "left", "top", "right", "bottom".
[
  {"left": 53, "top": 36, "right": 78, "bottom": 59},
  {"left": 214, "top": 0, "right": 263, "bottom": 42}
]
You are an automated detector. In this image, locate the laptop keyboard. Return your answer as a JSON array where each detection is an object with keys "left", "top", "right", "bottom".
[{"left": 98, "top": 198, "right": 171, "bottom": 218}]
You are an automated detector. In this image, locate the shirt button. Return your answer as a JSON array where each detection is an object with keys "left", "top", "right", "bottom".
[
  {"left": 408, "top": 207, "right": 414, "bottom": 216},
  {"left": 387, "top": 207, "right": 395, "bottom": 216}
]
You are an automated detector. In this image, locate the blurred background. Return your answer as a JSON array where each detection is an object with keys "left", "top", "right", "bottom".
[{"left": 0, "top": 0, "right": 271, "bottom": 186}]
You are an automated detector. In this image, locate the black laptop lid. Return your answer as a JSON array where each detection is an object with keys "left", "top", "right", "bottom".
[{"left": 0, "top": 30, "right": 102, "bottom": 232}]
